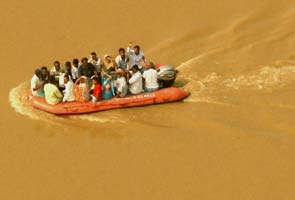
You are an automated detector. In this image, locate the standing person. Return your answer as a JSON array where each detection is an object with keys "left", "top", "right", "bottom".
[
  {"left": 89, "top": 52, "right": 102, "bottom": 73},
  {"left": 142, "top": 61, "right": 159, "bottom": 92},
  {"left": 62, "top": 75, "right": 75, "bottom": 103},
  {"left": 128, "top": 65, "right": 143, "bottom": 95},
  {"left": 115, "top": 68, "right": 128, "bottom": 98},
  {"left": 115, "top": 48, "right": 129, "bottom": 70},
  {"left": 44, "top": 76, "right": 63, "bottom": 105},
  {"left": 89, "top": 77, "right": 102, "bottom": 102},
  {"left": 127, "top": 42, "right": 145, "bottom": 71},
  {"left": 31, "top": 68, "right": 45, "bottom": 97},
  {"left": 72, "top": 58, "right": 80, "bottom": 78}
]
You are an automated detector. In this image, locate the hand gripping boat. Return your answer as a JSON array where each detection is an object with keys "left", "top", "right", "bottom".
[{"left": 30, "top": 87, "right": 189, "bottom": 115}]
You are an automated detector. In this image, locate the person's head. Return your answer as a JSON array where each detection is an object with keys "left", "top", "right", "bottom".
[
  {"left": 72, "top": 58, "right": 79, "bottom": 67},
  {"left": 64, "top": 75, "right": 70, "bottom": 84},
  {"left": 134, "top": 45, "right": 140, "bottom": 55},
  {"left": 118, "top": 48, "right": 125, "bottom": 57},
  {"left": 41, "top": 66, "right": 48, "bottom": 76},
  {"left": 104, "top": 55, "right": 112, "bottom": 63},
  {"left": 131, "top": 64, "right": 139, "bottom": 73},
  {"left": 92, "top": 77, "right": 100, "bottom": 85},
  {"left": 81, "top": 57, "right": 88, "bottom": 66},
  {"left": 65, "top": 61, "right": 72, "bottom": 71},
  {"left": 144, "top": 61, "right": 155, "bottom": 70},
  {"left": 34, "top": 68, "right": 42, "bottom": 78},
  {"left": 53, "top": 61, "right": 61, "bottom": 71},
  {"left": 90, "top": 52, "right": 97, "bottom": 60},
  {"left": 48, "top": 75, "right": 56, "bottom": 84}
]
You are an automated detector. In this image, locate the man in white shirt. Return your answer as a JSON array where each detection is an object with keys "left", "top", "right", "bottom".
[
  {"left": 115, "top": 48, "right": 129, "bottom": 70},
  {"left": 142, "top": 61, "right": 159, "bottom": 92},
  {"left": 127, "top": 43, "right": 145, "bottom": 71},
  {"left": 62, "top": 75, "right": 75, "bottom": 102},
  {"left": 50, "top": 60, "right": 64, "bottom": 75},
  {"left": 50, "top": 60, "right": 65, "bottom": 86},
  {"left": 89, "top": 52, "right": 102, "bottom": 73},
  {"left": 31, "top": 68, "right": 45, "bottom": 97},
  {"left": 128, "top": 65, "right": 143, "bottom": 95},
  {"left": 115, "top": 68, "right": 128, "bottom": 98}
]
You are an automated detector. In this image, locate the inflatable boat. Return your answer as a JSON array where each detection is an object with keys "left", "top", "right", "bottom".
[{"left": 30, "top": 87, "right": 189, "bottom": 115}]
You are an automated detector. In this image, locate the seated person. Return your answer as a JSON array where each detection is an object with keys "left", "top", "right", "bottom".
[
  {"left": 62, "top": 75, "right": 75, "bottom": 102},
  {"left": 44, "top": 76, "right": 63, "bottom": 105},
  {"left": 115, "top": 48, "right": 129, "bottom": 70},
  {"left": 75, "top": 76, "right": 89, "bottom": 102},
  {"left": 65, "top": 61, "right": 77, "bottom": 82},
  {"left": 102, "top": 55, "right": 117, "bottom": 75},
  {"left": 31, "top": 68, "right": 45, "bottom": 97},
  {"left": 101, "top": 71, "right": 114, "bottom": 100},
  {"left": 143, "top": 61, "right": 159, "bottom": 92},
  {"left": 89, "top": 77, "right": 102, "bottom": 102},
  {"left": 78, "top": 57, "right": 98, "bottom": 79},
  {"left": 128, "top": 65, "right": 143, "bottom": 95},
  {"left": 115, "top": 68, "right": 128, "bottom": 98},
  {"left": 41, "top": 66, "right": 49, "bottom": 82},
  {"left": 50, "top": 60, "right": 64, "bottom": 82}
]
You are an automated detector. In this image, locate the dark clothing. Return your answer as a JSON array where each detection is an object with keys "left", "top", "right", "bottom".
[{"left": 78, "top": 63, "right": 97, "bottom": 78}]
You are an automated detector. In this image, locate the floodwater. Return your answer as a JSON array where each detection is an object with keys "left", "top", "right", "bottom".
[{"left": 1, "top": 0, "right": 295, "bottom": 199}]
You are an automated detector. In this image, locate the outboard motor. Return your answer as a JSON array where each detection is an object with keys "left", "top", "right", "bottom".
[{"left": 157, "top": 65, "right": 178, "bottom": 88}]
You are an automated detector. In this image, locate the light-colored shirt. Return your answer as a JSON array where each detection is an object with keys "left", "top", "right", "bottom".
[
  {"left": 50, "top": 66, "right": 65, "bottom": 83},
  {"left": 115, "top": 55, "right": 129, "bottom": 70},
  {"left": 115, "top": 76, "right": 128, "bottom": 97},
  {"left": 30, "top": 74, "right": 42, "bottom": 96},
  {"left": 143, "top": 69, "right": 159, "bottom": 89},
  {"left": 128, "top": 71, "right": 143, "bottom": 94},
  {"left": 50, "top": 66, "right": 64, "bottom": 76},
  {"left": 72, "top": 66, "right": 79, "bottom": 79},
  {"left": 63, "top": 81, "right": 75, "bottom": 102},
  {"left": 59, "top": 69, "right": 77, "bottom": 87},
  {"left": 44, "top": 83, "right": 63, "bottom": 105},
  {"left": 127, "top": 47, "right": 145, "bottom": 69}
]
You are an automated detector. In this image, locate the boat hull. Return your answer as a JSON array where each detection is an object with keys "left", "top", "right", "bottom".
[{"left": 30, "top": 87, "right": 189, "bottom": 115}]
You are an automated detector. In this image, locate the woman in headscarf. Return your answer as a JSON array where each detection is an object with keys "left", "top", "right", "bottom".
[{"left": 101, "top": 55, "right": 117, "bottom": 99}]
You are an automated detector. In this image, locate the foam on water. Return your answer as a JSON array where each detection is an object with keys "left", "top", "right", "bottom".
[
  {"left": 223, "top": 65, "right": 295, "bottom": 90},
  {"left": 9, "top": 82, "right": 128, "bottom": 124},
  {"left": 69, "top": 115, "right": 127, "bottom": 123},
  {"left": 176, "top": 54, "right": 295, "bottom": 105},
  {"left": 9, "top": 82, "right": 44, "bottom": 120}
]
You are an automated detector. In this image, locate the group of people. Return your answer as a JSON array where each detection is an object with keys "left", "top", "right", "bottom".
[{"left": 31, "top": 43, "right": 160, "bottom": 105}]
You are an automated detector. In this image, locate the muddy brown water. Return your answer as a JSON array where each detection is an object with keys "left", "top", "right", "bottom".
[{"left": 1, "top": 0, "right": 295, "bottom": 199}]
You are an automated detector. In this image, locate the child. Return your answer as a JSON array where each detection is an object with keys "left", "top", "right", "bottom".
[{"left": 90, "top": 77, "right": 102, "bottom": 102}]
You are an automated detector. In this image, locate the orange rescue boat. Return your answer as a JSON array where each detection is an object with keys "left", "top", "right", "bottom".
[{"left": 30, "top": 87, "right": 190, "bottom": 115}]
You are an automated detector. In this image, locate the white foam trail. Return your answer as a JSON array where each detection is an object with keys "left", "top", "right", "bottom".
[
  {"left": 9, "top": 82, "right": 126, "bottom": 124},
  {"left": 9, "top": 82, "right": 41, "bottom": 120},
  {"left": 223, "top": 65, "right": 295, "bottom": 90},
  {"left": 69, "top": 115, "right": 127, "bottom": 123}
]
